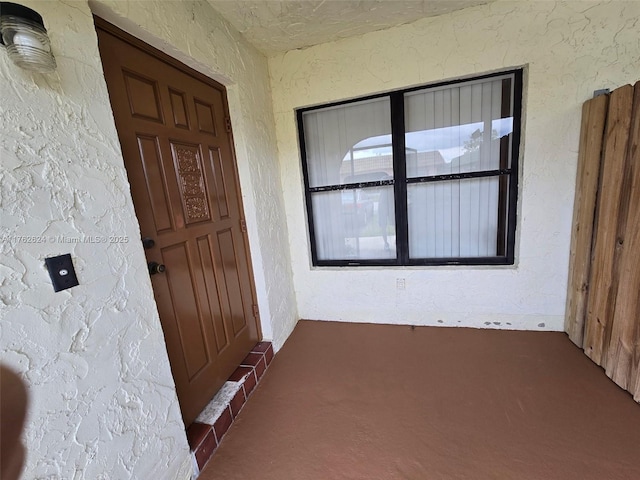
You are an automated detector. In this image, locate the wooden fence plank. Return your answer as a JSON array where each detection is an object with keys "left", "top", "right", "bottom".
[
  {"left": 632, "top": 342, "right": 640, "bottom": 402},
  {"left": 632, "top": 351, "right": 640, "bottom": 402},
  {"left": 565, "top": 94, "right": 609, "bottom": 347},
  {"left": 604, "top": 82, "right": 640, "bottom": 391},
  {"left": 583, "top": 84, "right": 634, "bottom": 366}
]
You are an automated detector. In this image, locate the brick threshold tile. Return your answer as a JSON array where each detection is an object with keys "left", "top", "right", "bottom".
[{"left": 186, "top": 341, "right": 275, "bottom": 476}]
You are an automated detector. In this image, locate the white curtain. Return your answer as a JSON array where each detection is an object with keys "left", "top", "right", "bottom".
[
  {"left": 302, "top": 98, "right": 395, "bottom": 261},
  {"left": 404, "top": 77, "right": 509, "bottom": 258},
  {"left": 302, "top": 75, "right": 512, "bottom": 261}
]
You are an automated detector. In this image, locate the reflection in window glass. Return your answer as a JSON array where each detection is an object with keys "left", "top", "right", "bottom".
[
  {"left": 404, "top": 80, "right": 513, "bottom": 178},
  {"left": 403, "top": 77, "right": 513, "bottom": 259},
  {"left": 302, "top": 98, "right": 391, "bottom": 188},
  {"left": 340, "top": 141, "right": 393, "bottom": 185},
  {"left": 311, "top": 186, "right": 396, "bottom": 261},
  {"left": 298, "top": 70, "right": 521, "bottom": 265}
]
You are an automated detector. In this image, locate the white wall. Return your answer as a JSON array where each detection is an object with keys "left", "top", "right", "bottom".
[
  {"left": 0, "top": 0, "right": 296, "bottom": 478},
  {"left": 269, "top": 0, "right": 640, "bottom": 330}
]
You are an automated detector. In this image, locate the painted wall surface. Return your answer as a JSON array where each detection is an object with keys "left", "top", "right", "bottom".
[
  {"left": 269, "top": 0, "right": 640, "bottom": 330},
  {"left": 0, "top": 0, "right": 296, "bottom": 478}
]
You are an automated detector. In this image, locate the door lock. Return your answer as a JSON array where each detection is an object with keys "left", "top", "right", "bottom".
[
  {"left": 142, "top": 237, "right": 155, "bottom": 249},
  {"left": 148, "top": 261, "right": 166, "bottom": 275}
]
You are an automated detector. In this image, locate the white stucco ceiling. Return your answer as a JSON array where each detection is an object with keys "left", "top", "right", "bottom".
[{"left": 207, "top": 0, "right": 494, "bottom": 55}]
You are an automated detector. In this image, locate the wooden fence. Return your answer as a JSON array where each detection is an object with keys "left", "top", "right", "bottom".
[{"left": 565, "top": 80, "right": 640, "bottom": 402}]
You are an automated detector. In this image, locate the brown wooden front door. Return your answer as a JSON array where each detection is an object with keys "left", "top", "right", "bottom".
[{"left": 95, "top": 20, "right": 260, "bottom": 426}]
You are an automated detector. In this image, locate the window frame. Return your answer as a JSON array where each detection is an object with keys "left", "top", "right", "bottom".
[{"left": 296, "top": 69, "right": 523, "bottom": 267}]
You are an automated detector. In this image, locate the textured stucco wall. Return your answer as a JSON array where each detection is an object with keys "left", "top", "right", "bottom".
[
  {"left": 269, "top": 0, "right": 640, "bottom": 330},
  {"left": 0, "top": 0, "right": 296, "bottom": 478}
]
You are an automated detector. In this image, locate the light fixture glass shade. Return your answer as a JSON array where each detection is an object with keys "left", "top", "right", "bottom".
[{"left": 0, "top": 3, "right": 56, "bottom": 73}]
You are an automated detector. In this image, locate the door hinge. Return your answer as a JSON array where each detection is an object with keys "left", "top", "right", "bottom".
[
  {"left": 240, "top": 218, "right": 247, "bottom": 232},
  {"left": 252, "top": 304, "right": 260, "bottom": 318},
  {"left": 225, "top": 116, "right": 232, "bottom": 133}
]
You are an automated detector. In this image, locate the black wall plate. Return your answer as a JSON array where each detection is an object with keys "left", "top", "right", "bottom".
[{"left": 45, "top": 254, "right": 79, "bottom": 292}]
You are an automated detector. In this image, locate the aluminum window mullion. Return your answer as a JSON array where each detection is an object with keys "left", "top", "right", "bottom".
[
  {"left": 309, "top": 179, "right": 395, "bottom": 193},
  {"left": 506, "top": 70, "right": 523, "bottom": 264},
  {"left": 390, "top": 91, "right": 408, "bottom": 265},
  {"left": 406, "top": 169, "right": 512, "bottom": 184},
  {"left": 297, "top": 109, "right": 320, "bottom": 265}
]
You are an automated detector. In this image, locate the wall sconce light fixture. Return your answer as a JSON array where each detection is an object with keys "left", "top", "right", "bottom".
[{"left": 0, "top": 2, "right": 56, "bottom": 72}]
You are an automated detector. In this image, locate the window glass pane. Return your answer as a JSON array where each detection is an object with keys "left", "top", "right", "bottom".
[
  {"left": 311, "top": 186, "right": 396, "bottom": 261},
  {"left": 404, "top": 77, "right": 513, "bottom": 178},
  {"left": 298, "top": 70, "right": 520, "bottom": 266},
  {"left": 407, "top": 176, "right": 504, "bottom": 258},
  {"left": 303, "top": 98, "right": 392, "bottom": 188}
]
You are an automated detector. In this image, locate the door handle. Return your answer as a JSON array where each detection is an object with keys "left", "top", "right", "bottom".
[{"left": 148, "top": 261, "right": 166, "bottom": 275}]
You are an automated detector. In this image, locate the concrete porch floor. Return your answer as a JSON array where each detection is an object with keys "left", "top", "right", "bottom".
[{"left": 199, "top": 320, "right": 640, "bottom": 479}]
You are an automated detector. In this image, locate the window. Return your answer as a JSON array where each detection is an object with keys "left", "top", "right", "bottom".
[{"left": 297, "top": 70, "right": 522, "bottom": 266}]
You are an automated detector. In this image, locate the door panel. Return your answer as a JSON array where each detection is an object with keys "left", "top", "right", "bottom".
[
  {"left": 216, "top": 229, "right": 249, "bottom": 336},
  {"left": 123, "top": 71, "right": 164, "bottom": 122},
  {"left": 96, "top": 20, "right": 260, "bottom": 425},
  {"left": 161, "top": 242, "right": 209, "bottom": 378},
  {"left": 194, "top": 99, "right": 218, "bottom": 135},
  {"left": 195, "top": 235, "right": 229, "bottom": 353},
  {"left": 136, "top": 135, "right": 174, "bottom": 232},
  {"left": 208, "top": 148, "right": 231, "bottom": 218},
  {"left": 169, "top": 89, "right": 190, "bottom": 129}
]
